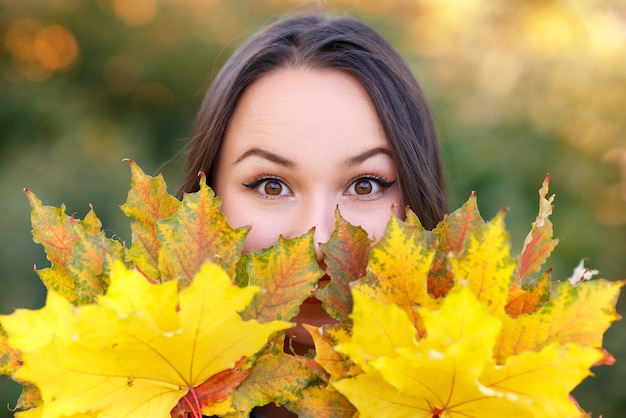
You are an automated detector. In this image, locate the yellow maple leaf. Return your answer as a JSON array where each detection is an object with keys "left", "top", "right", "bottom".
[
  {"left": 1, "top": 261, "right": 290, "bottom": 417},
  {"left": 331, "top": 286, "right": 601, "bottom": 418},
  {"left": 448, "top": 211, "right": 516, "bottom": 317},
  {"left": 356, "top": 216, "right": 437, "bottom": 336}
]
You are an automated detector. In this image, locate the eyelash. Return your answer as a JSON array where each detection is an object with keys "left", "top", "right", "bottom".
[
  {"left": 241, "top": 174, "right": 396, "bottom": 198},
  {"left": 242, "top": 175, "right": 290, "bottom": 198},
  {"left": 346, "top": 175, "right": 396, "bottom": 199},
  {"left": 352, "top": 174, "right": 395, "bottom": 188}
]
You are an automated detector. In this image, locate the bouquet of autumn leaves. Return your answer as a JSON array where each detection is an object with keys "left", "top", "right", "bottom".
[{"left": 0, "top": 161, "right": 622, "bottom": 418}]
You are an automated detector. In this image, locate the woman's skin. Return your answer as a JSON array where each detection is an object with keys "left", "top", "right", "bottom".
[
  {"left": 211, "top": 64, "right": 406, "bottom": 418},
  {"left": 213, "top": 67, "right": 405, "bottom": 348}
]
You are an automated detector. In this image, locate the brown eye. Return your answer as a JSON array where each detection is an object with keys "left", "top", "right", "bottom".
[
  {"left": 243, "top": 176, "right": 291, "bottom": 198},
  {"left": 346, "top": 176, "right": 396, "bottom": 199},
  {"left": 264, "top": 180, "right": 283, "bottom": 195},
  {"left": 354, "top": 180, "right": 373, "bottom": 195}
]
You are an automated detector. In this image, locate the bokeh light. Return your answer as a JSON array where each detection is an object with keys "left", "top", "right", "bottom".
[{"left": 4, "top": 19, "right": 78, "bottom": 82}]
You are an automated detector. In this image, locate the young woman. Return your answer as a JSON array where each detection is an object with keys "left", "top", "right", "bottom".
[{"left": 177, "top": 13, "right": 448, "bottom": 417}]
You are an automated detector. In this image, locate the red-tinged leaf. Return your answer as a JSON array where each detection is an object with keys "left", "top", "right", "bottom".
[
  {"left": 427, "top": 250, "right": 455, "bottom": 299},
  {"left": 289, "top": 385, "right": 356, "bottom": 418},
  {"left": 515, "top": 174, "right": 559, "bottom": 283},
  {"left": 15, "top": 381, "right": 41, "bottom": 410},
  {"left": 64, "top": 208, "right": 126, "bottom": 304},
  {"left": 505, "top": 269, "right": 552, "bottom": 318},
  {"left": 433, "top": 191, "right": 485, "bottom": 255},
  {"left": 495, "top": 279, "right": 624, "bottom": 363},
  {"left": 228, "top": 346, "right": 321, "bottom": 413},
  {"left": 316, "top": 211, "right": 371, "bottom": 322},
  {"left": 594, "top": 348, "right": 616, "bottom": 366},
  {"left": 1, "top": 325, "right": 22, "bottom": 376},
  {"left": 240, "top": 231, "right": 324, "bottom": 323},
  {"left": 26, "top": 190, "right": 125, "bottom": 304},
  {"left": 120, "top": 160, "right": 180, "bottom": 280},
  {"left": 171, "top": 358, "right": 251, "bottom": 418},
  {"left": 157, "top": 173, "right": 248, "bottom": 286},
  {"left": 26, "top": 189, "right": 77, "bottom": 269}
]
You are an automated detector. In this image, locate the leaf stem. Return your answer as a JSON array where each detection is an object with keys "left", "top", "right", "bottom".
[{"left": 181, "top": 390, "right": 202, "bottom": 418}]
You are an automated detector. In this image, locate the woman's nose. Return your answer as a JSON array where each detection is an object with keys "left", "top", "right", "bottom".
[{"left": 297, "top": 200, "right": 336, "bottom": 263}]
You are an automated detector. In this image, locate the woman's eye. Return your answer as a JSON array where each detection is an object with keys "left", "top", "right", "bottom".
[
  {"left": 354, "top": 179, "right": 375, "bottom": 195},
  {"left": 243, "top": 177, "right": 291, "bottom": 197},
  {"left": 347, "top": 176, "right": 395, "bottom": 197}
]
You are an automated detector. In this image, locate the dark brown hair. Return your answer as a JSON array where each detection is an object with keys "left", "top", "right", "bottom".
[{"left": 178, "top": 13, "right": 448, "bottom": 229}]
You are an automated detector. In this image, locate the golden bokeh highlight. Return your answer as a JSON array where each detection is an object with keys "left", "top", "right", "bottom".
[
  {"left": 34, "top": 25, "right": 78, "bottom": 70},
  {"left": 3, "top": 19, "right": 78, "bottom": 82},
  {"left": 112, "top": 0, "right": 157, "bottom": 26}
]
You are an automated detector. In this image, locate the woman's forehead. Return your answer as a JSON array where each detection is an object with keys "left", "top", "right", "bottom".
[{"left": 222, "top": 67, "right": 389, "bottom": 156}]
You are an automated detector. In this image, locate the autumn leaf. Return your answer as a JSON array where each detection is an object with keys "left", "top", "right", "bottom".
[
  {"left": 288, "top": 385, "right": 356, "bottom": 418},
  {"left": 505, "top": 269, "right": 552, "bottom": 318},
  {"left": 316, "top": 210, "right": 371, "bottom": 322},
  {"left": 0, "top": 325, "right": 20, "bottom": 376},
  {"left": 495, "top": 278, "right": 624, "bottom": 363},
  {"left": 26, "top": 190, "right": 125, "bottom": 304},
  {"left": 333, "top": 289, "right": 417, "bottom": 371},
  {"left": 239, "top": 231, "right": 323, "bottom": 323},
  {"left": 1, "top": 261, "right": 290, "bottom": 417},
  {"left": 515, "top": 174, "right": 559, "bottom": 283},
  {"left": 354, "top": 215, "right": 437, "bottom": 336},
  {"left": 332, "top": 286, "right": 601, "bottom": 418},
  {"left": 120, "top": 160, "right": 180, "bottom": 280},
  {"left": 303, "top": 323, "right": 360, "bottom": 383},
  {"left": 433, "top": 191, "right": 485, "bottom": 255},
  {"left": 226, "top": 344, "right": 321, "bottom": 415},
  {"left": 157, "top": 172, "right": 248, "bottom": 286},
  {"left": 429, "top": 193, "right": 485, "bottom": 298},
  {"left": 448, "top": 210, "right": 516, "bottom": 317}
]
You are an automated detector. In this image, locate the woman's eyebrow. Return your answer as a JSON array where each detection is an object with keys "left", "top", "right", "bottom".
[
  {"left": 344, "top": 147, "right": 393, "bottom": 166},
  {"left": 233, "top": 148, "right": 295, "bottom": 167}
]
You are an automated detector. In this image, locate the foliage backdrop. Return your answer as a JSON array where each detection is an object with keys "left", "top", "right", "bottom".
[{"left": 1, "top": 0, "right": 624, "bottom": 416}]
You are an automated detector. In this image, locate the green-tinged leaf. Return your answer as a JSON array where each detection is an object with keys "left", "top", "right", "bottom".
[
  {"left": 228, "top": 346, "right": 321, "bottom": 414},
  {"left": 428, "top": 193, "right": 486, "bottom": 298},
  {"left": 433, "top": 191, "right": 485, "bottom": 255},
  {"left": 288, "top": 385, "right": 356, "bottom": 418},
  {"left": 505, "top": 269, "right": 552, "bottom": 318},
  {"left": 316, "top": 211, "right": 371, "bottom": 322},
  {"left": 15, "top": 381, "right": 42, "bottom": 411},
  {"left": 495, "top": 279, "right": 624, "bottom": 363},
  {"left": 515, "top": 174, "right": 559, "bottom": 283},
  {"left": 26, "top": 189, "right": 77, "bottom": 269},
  {"left": 120, "top": 160, "right": 180, "bottom": 280},
  {"left": 354, "top": 216, "right": 436, "bottom": 336},
  {"left": 0, "top": 325, "right": 21, "bottom": 376},
  {"left": 240, "top": 231, "right": 323, "bottom": 322},
  {"left": 26, "top": 190, "right": 125, "bottom": 304},
  {"left": 449, "top": 210, "right": 515, "bottom": 317},
  {"left": 157, "top": 172, "right": 248, "bottom": 286}
]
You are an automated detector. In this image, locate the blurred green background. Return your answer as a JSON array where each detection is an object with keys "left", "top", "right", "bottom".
[{"left": 1, "top": 0, "right": 624, "bottom": 415}]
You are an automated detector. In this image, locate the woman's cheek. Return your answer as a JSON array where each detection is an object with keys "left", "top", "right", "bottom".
[{"left": 242, "top": 214, "right": 289, "bottom": 252}]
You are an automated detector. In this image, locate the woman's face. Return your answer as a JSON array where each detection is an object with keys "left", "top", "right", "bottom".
[{"left": 213, "top": 67, "right": 404, "bottom": 346}]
